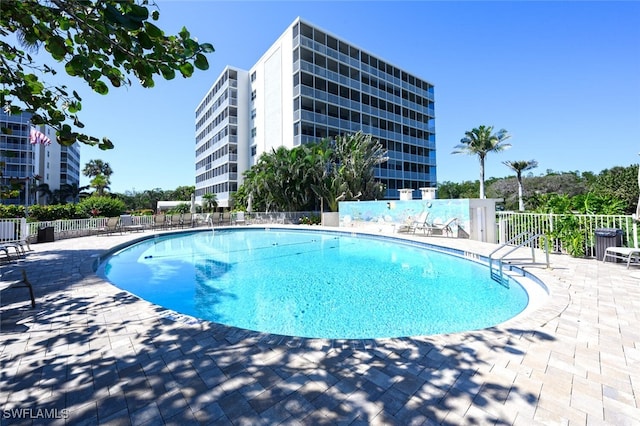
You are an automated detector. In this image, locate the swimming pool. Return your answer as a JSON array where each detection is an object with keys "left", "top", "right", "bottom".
[{"left": 99, "top": 228, "right": 531, "bottom": 339}]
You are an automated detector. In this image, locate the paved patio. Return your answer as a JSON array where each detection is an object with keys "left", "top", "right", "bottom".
[{"left": 1, "top": 227, "right": 639, "bottom": 425}]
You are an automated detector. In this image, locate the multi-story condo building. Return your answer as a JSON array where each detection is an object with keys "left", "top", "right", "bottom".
[
  {"left": 0, "top": 111, "right": 81, "bottom": 206},
  {"left": 195, "top": 18, "right": 435, "bottom": 208}
]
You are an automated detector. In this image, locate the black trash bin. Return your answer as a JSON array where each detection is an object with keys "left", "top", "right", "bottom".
[
  {"left": 37, "top": 226, "right": 55, "bottom": 243},
  {"left": 595, "top": 228, "right": 623, "bottom": 262}
]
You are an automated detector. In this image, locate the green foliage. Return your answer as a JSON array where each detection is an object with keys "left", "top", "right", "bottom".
[
  {"left": 77, "top": 196, "right": 125, "bottom": 217},
  {"left": 166, "top": 186, "right": 195, "bottom": 201},
  {"left": 27, "top": 203, "right": 86, "bottom": 221},
  {"left": 202, "top": 193, "right": 218, "bottom": 212},
  {"left": 0, "top": 204, "right": 25, "bottom": 218},
  {"left": 1, "top": 0, "right": 214, "bottom": 148},
  {"left": 437, "top": 180, "right": 480, "bottom": 199},
  {"left": 590, "top": 164, "right": 638, "bottom": 214},
  {"left": 238, "top": 131, "right": 387, "bottom": 213},
  {"left": 168, "top": 203, "right": 190, "bottom": 214}
]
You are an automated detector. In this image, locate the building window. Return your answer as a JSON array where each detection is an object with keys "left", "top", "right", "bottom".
[
  {"left": 250, "top": 71, "right": 256, "bottom": 82},
  {"left": 251, "top": 90, "right": 256, "bottom": 100},
  {"left": 251, "top": 127, "right": 257, "bottom": 138},
  {"left": 251, "top": 108, "right": 257, "bottom": 119},
  {"left": 251, "top": 145, "right": 257, "bottom": 156}
]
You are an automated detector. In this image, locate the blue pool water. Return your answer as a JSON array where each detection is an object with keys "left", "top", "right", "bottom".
[{"left": 99, "top": 228, "right": 529, "bottom": 339}]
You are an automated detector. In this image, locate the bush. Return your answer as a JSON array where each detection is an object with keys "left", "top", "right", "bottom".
[
  {"left": 0, "top": 204, "right": 25, "bottom": 218},
  {"left": 77, "top": 196, "right": 126, "bottom": 217},
  {"left": 27, "top": 204, "right": 87, "bottom": 221}
]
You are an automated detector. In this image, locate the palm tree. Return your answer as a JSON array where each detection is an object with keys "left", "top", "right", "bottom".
[
  {"left": 36, "top": 183, "right": 52, "bottom": 204},
  {"left": 82, "top": 160, "right": 113, "bottom": 196},
  {"left": 452, "top": 125, "right": 512, "bottom": 199},
  {"left": 202, "top": 193, "right": 218, "bottom": 212},
  {"left": 82, "top": 159, "right": 113, "bottom": 180},
  {"left": 503, "top": 160, "right": 538, "bottom": 211},
  {"left": 59, "top": 182, "right": 90, "bottom": 203},
  {"left": 90, "top": 174, "right": 110, "bottom": 196}
]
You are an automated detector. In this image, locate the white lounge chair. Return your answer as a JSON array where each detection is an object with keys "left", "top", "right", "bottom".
[
  {"left": 234, "top": 211, "right": 246, "bottom": 225},
  {"left": 425, "top": 217, "right": 457, "bottom": 237},
  {"left": 602, "top": 247, "right": 640, "bottom": 268},
  {"left": 396, "top": 212, "right": 429, "bottom": 234}
]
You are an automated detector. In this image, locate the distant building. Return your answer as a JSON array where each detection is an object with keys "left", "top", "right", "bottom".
[
  {"left": 195, "top": 17, "right": 436, "bottom": 208},
  {"left": 0, "top": 111, "right": 81, "bottom": 206}
]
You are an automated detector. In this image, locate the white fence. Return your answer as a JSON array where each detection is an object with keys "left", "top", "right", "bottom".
[
  {"left": 497, "top": 211, "right": 638, "bottom": 256},
  {"left": 10, "top": 212, "right": 317, "bottom": 242}
]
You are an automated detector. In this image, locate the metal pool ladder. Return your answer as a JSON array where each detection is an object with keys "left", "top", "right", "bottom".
[{"left": 488, "top": 231, "right": 550, "bottom": 287}]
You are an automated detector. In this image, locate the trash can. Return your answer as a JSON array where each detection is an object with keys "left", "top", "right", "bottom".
[
  {"left": 595, "top": 228, "right": 623, "bottom": 262},
  {"left": 37, "top": 226, "right": 55, "bottom": 243}
]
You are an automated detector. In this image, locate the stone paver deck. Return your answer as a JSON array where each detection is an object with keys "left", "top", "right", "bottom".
[{"left": 1, "top": 226, "right": 639, "bottom": 425}]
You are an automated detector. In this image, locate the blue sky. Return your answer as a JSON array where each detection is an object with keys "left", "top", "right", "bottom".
[{"left": 36, "top": 1, "right": 640, "bottom": 193}]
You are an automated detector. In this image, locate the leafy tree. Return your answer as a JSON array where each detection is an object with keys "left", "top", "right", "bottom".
[
  {"left": 590, "top": 164, "right": 638, "bottom": 214},
  {"left": 452, "top": 125, "right": 512, "bottom": 199},
  {"left": 437, "top": 180, "right": 480, "bottom": 199},
  {"left": 503, "top": 159, "right": 538, "bottom": 211},
  {"left": 1, "top": 0, "right": 214, "bottom": 148},
  {"left": 167, "top": 185, "right": 195, "bottom": 201}
]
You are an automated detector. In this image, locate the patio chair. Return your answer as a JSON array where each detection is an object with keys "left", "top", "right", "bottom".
[
  {"left": 424, "top": 217, "right": 457, "bottom": 237},
  {"left": 120, "top": 215, "right": 144, "bottom": 233},
  {"left": 0, "top": 268, "right": 36, "bottom": 308},
  {"left": 168, "top": 214, "right": 182, "bottom": 228},
  {"left": 396, "top": 212, "right": 429, "bottom": 234},
  {"left": 97, "top": 217, "right": 121, "bottom": 236},
  {"left": 181, "top": 213, "right": 194, "bottom": 228},
  {"left": 234, "top": 211, "right": 246, "bottom": 225},
  {"left": 602, "top": 247, "right": 640, "bottom": 268},
  {"left": 152, "top": 214, "right": 168, "bottom": 229}
]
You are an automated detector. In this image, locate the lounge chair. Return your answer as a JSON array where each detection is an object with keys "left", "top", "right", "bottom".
[
  {"left": 396, "top": 212, "right": 429, "bottom": 234},
  {"left": 120, "top": 215, "right": 144, "bottom": 232},
  {"left": 234, "top": 211, "right": 246, "bottom": 225},
  {"left": 424, "top": 217, "right": 457, "bottom": 237},
  {"left": 0, "top": 269, "right": 35, "bottom": 308},
  {"left": 97, "top": 217, "right": 121, "bottom": 236},
  {"left": 152, "top": 214, "right": 168, "bottom": 229},
  {"left": 180, "top": 213, "right": 194, "bottom": 228},
  {"left": 602, "top": 247, "right": 640, "bottom": 268},
  {"left": 168, "top": 214, "right": 182, "bottom": 228}
]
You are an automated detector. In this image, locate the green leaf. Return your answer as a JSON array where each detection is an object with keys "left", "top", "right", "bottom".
[
  {"left": 194, "top": 54, "right": 209, "bottom": 71},
  {"left": 179, "top": 27, "right": 190, "bottom": 40},
  {"left": 93, "top": 80, "right": 109, "bottom": 95},
  {"left": 128, "top": 4, "right": 149, "bottom": 21},
  {"left": 199, "top": 43, "right": 215, "bottom": 53},
  {"left": 67, "top": 101, "right": 82, "bottom": 114},
  {"left": 159, "top": 65, "right": 176, "bottom": 80},
  {"left": 45, "top": 36, "right": 68, "bottom": 60},
  {"left": 179, "top": 62, "right": 194, "bottom": 77},
  {"left": 144, "top": 22, "right": 163, "bottom": 38},
  {"left": 137, "top": 32, "right": 153, "bottom": 49}
]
